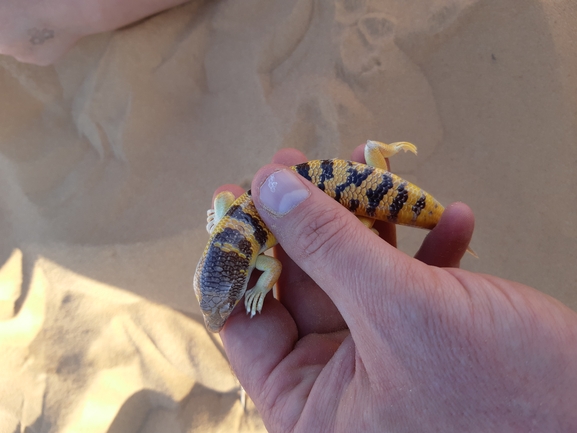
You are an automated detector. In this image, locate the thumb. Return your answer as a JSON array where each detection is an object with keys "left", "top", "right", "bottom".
[{"left": 251, "top": 164, "right": 419, "bottom": 327}]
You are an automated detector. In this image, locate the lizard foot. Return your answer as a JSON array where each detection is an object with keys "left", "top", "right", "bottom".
[{"left": 244, "top": 286, "right": 268, "bottom": 317}]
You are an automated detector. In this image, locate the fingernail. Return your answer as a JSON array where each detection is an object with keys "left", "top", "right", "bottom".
[{"left": 258, "top": 169, "right": 311, "bottom": 216}]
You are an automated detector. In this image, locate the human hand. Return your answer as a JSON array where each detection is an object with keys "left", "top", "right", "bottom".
[
  {"left": 0, "top": 0, "right": 186, "bottom": 65},
  {"left": 219, "top": 147, "right": 577, "bottom": 432}
]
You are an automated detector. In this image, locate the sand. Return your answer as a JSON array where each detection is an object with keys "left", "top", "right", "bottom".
[{"left": 1, "top": 0, "right": 576, "bottom": 431}]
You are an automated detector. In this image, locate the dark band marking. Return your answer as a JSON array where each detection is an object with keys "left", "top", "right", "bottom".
[
  {"left": 228, "top": 204, "right": 269, "bottom": 247},
  {"left": 412, "top": 194, "right": 426, "bottom": 220},
  {"left": 348, "top": 199, "right": 360, "bottom": 213},
  {"left": 389, "top": 182, "right": 409, "bottom": 220},
  {"left": 295, "top": 163, "right": 312, "bottom": 182},
  {"left": 237, "top": 237, "right": 253, "bottom": 258},
  {"left": 227, "top": 204, "right": 242, "bottom": 216},
  {"left": 317, "top": 160, "right": 335, "bottom": 192},
  {"left": 212, "top": 227, "right": 247, "bottom": 248},
  {"left": 366, "top": 173, "right": 394, "bottom": 217},
  {"left": 334, "top": 163, "right": 374, "bottom": 202}
]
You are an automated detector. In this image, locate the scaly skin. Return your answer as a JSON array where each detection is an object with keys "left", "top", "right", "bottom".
[{"left": 194, "top": 149, "right": 445, "bottom": 332}]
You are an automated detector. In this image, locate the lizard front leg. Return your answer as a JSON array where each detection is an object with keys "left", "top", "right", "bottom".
[
  {"left": 206, "top": 191, "right": 236, "bottom": 234},
  {"left": 244, "top": 254, "right": 282, "bottom": 317}
]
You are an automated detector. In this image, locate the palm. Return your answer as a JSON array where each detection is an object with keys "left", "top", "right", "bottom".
[{"left": 219, "top": 147, "right": 577, "bottom": 432}]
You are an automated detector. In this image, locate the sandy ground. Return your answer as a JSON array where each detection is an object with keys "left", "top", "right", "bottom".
[{"left": 1, "top": 0, "right": 576, "bottom": 431}]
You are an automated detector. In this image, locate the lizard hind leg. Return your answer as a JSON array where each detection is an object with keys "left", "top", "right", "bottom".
[
  {"left": 356, "top": 140, "right": 418, "bottom": 234},
  {"left": 364, "top": 140, "right": 418, "bottom": 170},
  {"left": 206, "top": 191, "right": 236, "bottom": 234}
]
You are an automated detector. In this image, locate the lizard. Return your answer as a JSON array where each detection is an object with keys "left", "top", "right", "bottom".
[{"left": 194, "top": 140, "right": 452, "bottom": 332}]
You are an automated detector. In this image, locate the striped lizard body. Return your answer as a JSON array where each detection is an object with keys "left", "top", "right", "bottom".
[{"left": 194, "top": 141, "right": 447, "bottom": 332}]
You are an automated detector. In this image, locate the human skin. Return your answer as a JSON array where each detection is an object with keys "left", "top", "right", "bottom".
[
  {"left": 218, "top": 146, "right": 577, "bottom": 432},
  {"left": 0, "top": 0, "right": 187, "bottom": 65}
]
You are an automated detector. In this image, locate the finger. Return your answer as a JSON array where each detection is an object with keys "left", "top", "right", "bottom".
[
  {"left": 221, "top": 296, "right": 349, "bottom": 431},
  {"left": 371, "top": 220, "right": 397, "bottom": 247},
  {"left": 220, "top": 293, "right": 297, "bottom": 396},
  {"left": 351, "top": 143, "right": 366, "bottom": 164},
  {"left": 271, "top": 148, "right": 308, "bottom": 166},
  {"left": 250, "top": 164, "right": 422, "bottom": 333},
  {"left": 271, "top": 148, "right": 346, "bottom": 336},
  {"left": 212, "top": 184, "right": 245, "bottom": 201},
  {"left": 414, "top": 202, "right": 475, "bottom": 267},
  {"left": 276, "top": 264, "right": 346, "bottom": 336}
]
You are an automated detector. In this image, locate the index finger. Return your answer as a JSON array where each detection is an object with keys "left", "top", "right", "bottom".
[{"left": 271, "top": 149, "right": 347, "bottom": 336}]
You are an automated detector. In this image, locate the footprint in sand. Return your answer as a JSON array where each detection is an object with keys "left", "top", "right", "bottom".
[
  {"left": 338, "top": 11, "right": 396, "bottom": 78},
  {"left": 335, "top": 0, "right": 367, "bottom": 25},
  {"left": 357, "top": 12, "right": 395, "bottom": 45}
]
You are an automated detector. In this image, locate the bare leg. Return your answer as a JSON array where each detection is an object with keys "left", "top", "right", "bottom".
[{"left": 0, "top": 0, "right": 188, "bottom": 65}]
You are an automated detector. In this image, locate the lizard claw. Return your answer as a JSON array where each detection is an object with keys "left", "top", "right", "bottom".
[{"left": 244, "top": 286, "right": 267, "bottom": 317}]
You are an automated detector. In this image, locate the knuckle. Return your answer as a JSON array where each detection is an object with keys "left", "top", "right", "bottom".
[{"left": 296, "top": 202, "right": 352, "bottom": 260}]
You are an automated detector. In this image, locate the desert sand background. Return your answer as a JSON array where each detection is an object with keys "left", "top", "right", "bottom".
[{"left": 1, "top": 0, "right": 576, "bottom": 431}]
